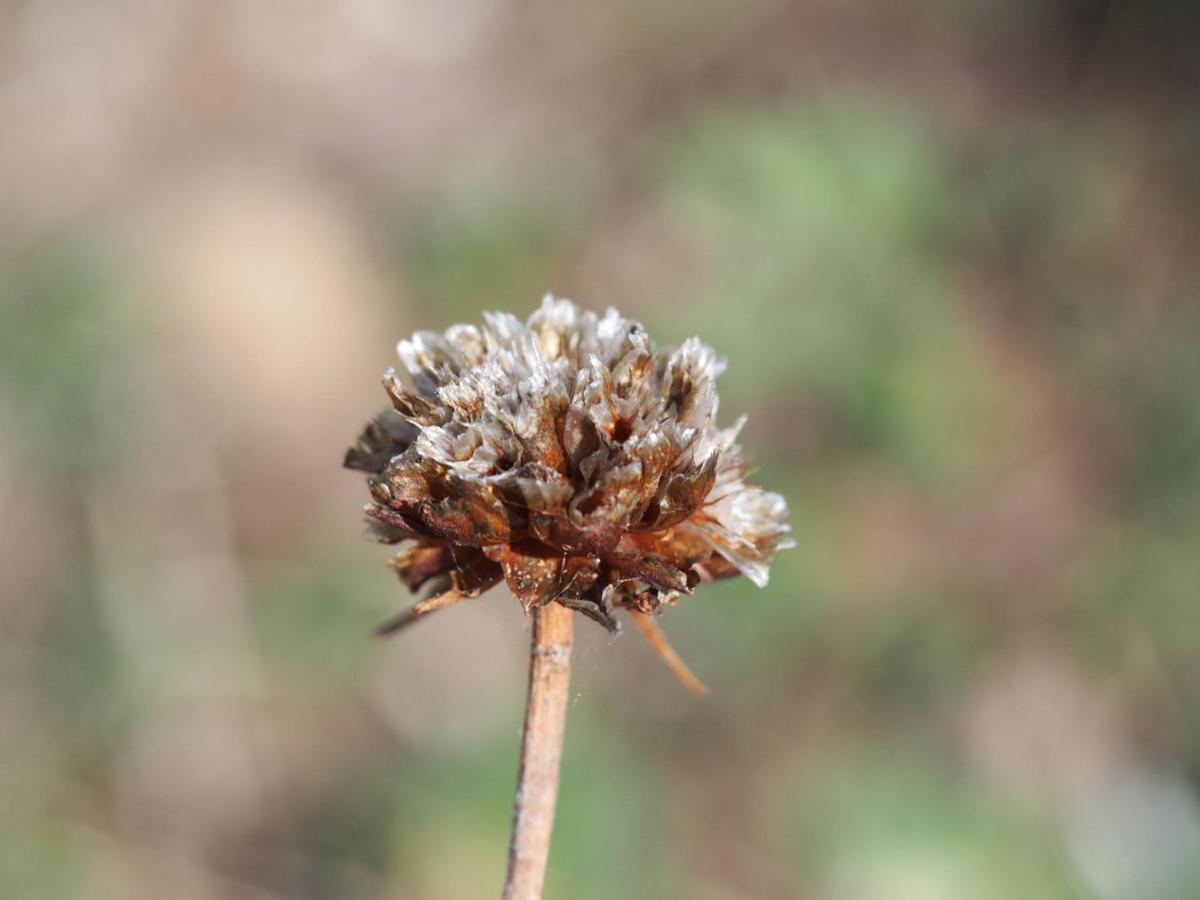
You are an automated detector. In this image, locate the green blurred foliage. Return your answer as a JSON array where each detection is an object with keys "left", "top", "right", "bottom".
[
  {"left": 778, "top": 749, "right": 1084, "bottom": 900},
  {"left": 0, "top": 244, "right": 144, "bottom": 475},
  {"left": 652, "top": 104, "right": 997, "bottom": 491},
  {"left": 399, "top": 187, "right": 580, "bottom": 330},
  {"left": 252, "top": 554, "right": 401, "bottom": 689}
]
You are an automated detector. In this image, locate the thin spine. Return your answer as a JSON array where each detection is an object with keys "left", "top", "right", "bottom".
[{"left": 627, "top": 608, "right": 709, "bottom": 696}]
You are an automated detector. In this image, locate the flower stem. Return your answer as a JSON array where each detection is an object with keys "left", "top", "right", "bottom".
[{"left": 502, "top": 602, "right": 574, "bottom": 900}]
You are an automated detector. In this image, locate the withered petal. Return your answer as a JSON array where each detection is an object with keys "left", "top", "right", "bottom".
[
  {"left": 485, "top": 541, "right": 566, "bottom": 612},
  {"left": 345, "top": 410, "right": 418, "bottom": 474},
  {"left": 651, "top": 451, "right": 720, "bottom": 530},
  {"left": 364, "top": 504, "right": 421, "bottom": 537},
  {"left": 447, "top": 549, "right": 504, "bottom": 597},
  {"left": 608, "top": 551, "right": 694, "bottom": 595},
  {"left": 390, "top": 541, "right": 455, "bottom": 590}
]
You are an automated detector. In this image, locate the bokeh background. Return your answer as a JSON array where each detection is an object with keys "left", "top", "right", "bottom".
[{"left": 3, "top": 1, "right": 1200, "bottom": 898}]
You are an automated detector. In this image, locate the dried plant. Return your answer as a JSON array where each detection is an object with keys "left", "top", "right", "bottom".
[{"left": 345, "top": 296, "right": 791, "bottom": 898}]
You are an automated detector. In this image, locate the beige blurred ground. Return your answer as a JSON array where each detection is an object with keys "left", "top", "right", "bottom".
[{"left": 3, "top": 2, "right": 1200, "bottom": 898}]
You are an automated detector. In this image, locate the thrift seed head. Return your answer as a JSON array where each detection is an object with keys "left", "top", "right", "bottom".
[{"left": 346, "top": 295, "right": 792, "bottom": 631}]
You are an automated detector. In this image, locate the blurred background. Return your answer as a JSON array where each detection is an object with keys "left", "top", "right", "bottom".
[{"left": 3, "top": 1, "right": 1200, "bottom": 897}]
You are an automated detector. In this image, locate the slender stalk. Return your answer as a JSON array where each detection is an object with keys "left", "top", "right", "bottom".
[{"left": 502, "top": 602, "right": 574, "bottom": 900}]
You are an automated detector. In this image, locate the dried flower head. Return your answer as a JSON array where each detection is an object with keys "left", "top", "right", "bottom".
[{"left": 345, "top": 296, "right": 791, "bottom": 642}]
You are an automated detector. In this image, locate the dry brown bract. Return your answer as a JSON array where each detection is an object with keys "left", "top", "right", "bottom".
[{"left": 345, "top": 296, "right": 792, "bottom": 643}]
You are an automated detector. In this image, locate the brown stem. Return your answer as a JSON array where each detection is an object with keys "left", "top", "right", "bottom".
[{"left": 502, "top": 602, "right": 574, "bottom": 900}]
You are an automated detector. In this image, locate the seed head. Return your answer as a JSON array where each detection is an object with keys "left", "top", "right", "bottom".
[{"left": 346, "top": 296, "right": 792, "bottom": 633}]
